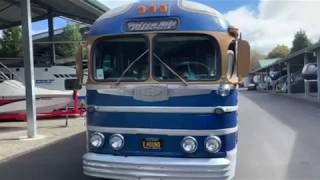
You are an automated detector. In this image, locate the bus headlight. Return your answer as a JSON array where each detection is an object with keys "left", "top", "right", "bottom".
[
  {"left": 181, "top": 136, "right": 198, "bottom": 153},
  {"left": 217, "top": 83, "right": 232, "bottom": 97},
  {"left": 205, "top": 136, "right": 221, "bottom": 153},
  {"left": 90, "top": 132, "right": 105, "bottom": 148},
  {"left": 109, "top": 134, "right": 124, "bottom": 150}
]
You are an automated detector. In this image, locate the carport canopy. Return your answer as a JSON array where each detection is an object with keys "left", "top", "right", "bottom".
[
  {"left": 0, "top": 0, "right": 108, "bottom": 30},
  {"left": 0, "top": 0, "right": 108, "bottom": 139}
]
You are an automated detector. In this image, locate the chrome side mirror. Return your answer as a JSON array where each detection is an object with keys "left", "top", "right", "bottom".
[
  {"left": 237, "top": 40, "right": 251, "bottom": 80},
  {"left": 227, "top": 50, "right": 236, "bottom": 78}
]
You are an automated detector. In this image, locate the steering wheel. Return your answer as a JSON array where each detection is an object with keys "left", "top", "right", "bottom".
[{"left": 176, "top": 61, "right": 210, "bottom": 79}]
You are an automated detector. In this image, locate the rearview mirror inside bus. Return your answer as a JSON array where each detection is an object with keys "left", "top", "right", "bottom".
[
  {"left": 64, "top": 79, "right": 82, "bottom": 90},
  {"left": 237, "top": 40, "right": 251, "bottom": 80}
]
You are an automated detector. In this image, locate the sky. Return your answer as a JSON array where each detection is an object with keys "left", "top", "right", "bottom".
[
  {"left": 32, "top": 17, "right": 68, "bottom": 35},
  {"left": 29, "top": 0, "right": 320, "bottom": 54}
]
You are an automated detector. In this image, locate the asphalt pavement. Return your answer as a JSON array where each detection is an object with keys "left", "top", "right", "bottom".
[{"left": 0, "top": 91, "right": 320, "bottom": 180}]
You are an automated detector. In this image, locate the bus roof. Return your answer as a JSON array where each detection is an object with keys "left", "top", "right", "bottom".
[{"left": 89, "top": 0, "right": 230, "bottom": 36}]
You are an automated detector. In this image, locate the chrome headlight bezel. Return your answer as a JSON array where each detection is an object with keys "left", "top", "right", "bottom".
[
  {"left": 109, "top": 134, "right": 125, "bottom": 150},
  {"left": 89, "top": 132, "right": 105, "bottom": 148},
  {"left": 205, "top": 136, "right": 222, "bottom": 153},
  {"left": 181, "top": 136, "right": 198, "bottom": 153},
  {"left": 217, "top": 83, "right": 232, "bottom": 97}
]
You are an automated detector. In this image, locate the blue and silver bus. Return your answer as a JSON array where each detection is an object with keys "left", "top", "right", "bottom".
[{"left": 74, "top": 0, "right": 250, "bottom": 179}]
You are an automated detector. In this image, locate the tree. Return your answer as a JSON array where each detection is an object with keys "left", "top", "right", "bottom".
[
  {"left": 56, "top": 24, "right": 82, "bottom": 57},
  {"left": 250, "top": 49, "right": 266, "bottom": 71},
  {"left": 267, "top": 45, "right": 289, "bottom": 59},
  {"left": 0, "top": 27, "right": 22, "bottom": 57},
  {"left": 290, "top": 30, "right": 312, "bottom": 53}
]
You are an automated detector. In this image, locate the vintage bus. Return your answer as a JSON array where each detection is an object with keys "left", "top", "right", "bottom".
[{"left": 72, "top": 0, "right": 250, "bottom": 179}]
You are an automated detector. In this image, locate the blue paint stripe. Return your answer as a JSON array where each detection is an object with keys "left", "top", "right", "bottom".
[
  {"left": 89, "top": 132, "right": 237, "bottom": 158},
  {"left": 87, "top": 112, "right": 237, "bottom": 130}
]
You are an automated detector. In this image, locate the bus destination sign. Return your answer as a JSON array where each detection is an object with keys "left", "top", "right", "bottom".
[{"left": 126, "top": 19, "right": 178, "bottom": 32}]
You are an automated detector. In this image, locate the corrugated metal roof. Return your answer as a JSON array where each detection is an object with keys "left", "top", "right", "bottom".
[
  {"left": 252, "top": 42, "right": 320, "bottom": 73},
  {"left": 0, "top": 0, "right": 108, "bottom": 29},
  {"left": 252, "top": 58, "right": 281, "bottom": 72},
  {"left": 258, "top": 59, "right": 280, "bottom": 68}
]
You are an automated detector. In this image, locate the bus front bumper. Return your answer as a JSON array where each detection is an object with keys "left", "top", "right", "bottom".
[{"left": 83, "top": 151, "right": 236, "bottom": 180}]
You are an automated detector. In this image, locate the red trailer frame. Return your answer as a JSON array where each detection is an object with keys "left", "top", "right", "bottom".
[{"left": 0, "top": 90, "right": 85, "bottom": 121}]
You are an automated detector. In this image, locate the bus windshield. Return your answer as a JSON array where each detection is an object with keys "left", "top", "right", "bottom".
[
  {"left": 93, "top": 36, "right": 149, "bottom": 81},
  {"left": 93, "top": 34, "right": 220, "bottom": 82},
  {"left": 153, "top": 34, "right": 220, "bottom": 81}
]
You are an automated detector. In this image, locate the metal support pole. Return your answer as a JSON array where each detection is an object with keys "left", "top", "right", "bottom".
[
  {"left": 265, "top": 69, "right": 269, "bottom": 91},
  {"left": 287, "top": 62, "right": 291, "bottom": 94},
  {"left": 305, "top": 80, "right": 310, "bottom": 97},
  {"left": 304, "top": 54, "right": 309, "bottom": 97},
  {"left": 317, "top": 49, "right": 320, "bottom": 101},
  {"left": 21, "top": 0, "right": 37, "bottom": 138},
  {"left": 48, "top": 12, "right": 55, "bottom": 65}
]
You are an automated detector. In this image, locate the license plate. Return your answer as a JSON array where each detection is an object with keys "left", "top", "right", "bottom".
[{"left": 142, "top": 138, "right": 162, "bottom": 150}]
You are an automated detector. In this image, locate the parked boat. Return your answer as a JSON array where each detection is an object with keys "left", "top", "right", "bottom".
[
  {"left": 0, "top": 80, "right": 73, "bottom": 119},
  {"left": 0, "top": 64, "right": 87, "bottom": 100}
]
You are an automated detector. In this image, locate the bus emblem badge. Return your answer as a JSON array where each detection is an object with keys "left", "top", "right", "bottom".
[{"left": 134, "top": 86, "right": 168, "bottom": 102}]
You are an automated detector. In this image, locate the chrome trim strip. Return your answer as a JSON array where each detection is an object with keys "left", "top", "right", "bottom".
[
  {"left": 87, "top": 126, "right": 238, "bottom": 136},
  {"left": 91, "top": 105, "right": 238, "bottom": 113},
  {"left": 87, "top": 84, "right": 223, "bottom": 91},
  {"left": 87, "top": 84, "right": 236, "bottom": 102}
]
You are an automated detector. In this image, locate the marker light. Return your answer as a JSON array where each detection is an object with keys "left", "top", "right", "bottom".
[
  {"left": 205, "top": 136, "right": 222, "bottom": 153},
  {"left": 90, "top": 132, "right": 105, "bottom": 148},
  {"left": 149, "top": 4, "right": 157, "bottom": 13},
  {"left": 109, "top": 134, "right": 125, "bottom": 150},
  {"left": 217, "top": 82, "right": 232, "bottom": 97},
  {"left": 159, "top": 4, "right": 168, "bottom": 13},
  {"left": 228, "top": 25, "right": 239, "bottom": 38},
  {"left": 181, "top": 136, "right": 198, "bottom": 153},
  {"left": 138, "top": 6, "right": 146, "bottom": 14}
]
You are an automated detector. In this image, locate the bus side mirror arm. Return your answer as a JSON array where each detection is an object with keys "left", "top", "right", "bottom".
[{"left": 237, "top": 40, "right": 251, "bottom": 80}]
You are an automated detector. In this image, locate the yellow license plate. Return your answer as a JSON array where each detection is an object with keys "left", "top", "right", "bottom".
[{"left": 142, "top": 139, "right": 162, "bottom": 150}]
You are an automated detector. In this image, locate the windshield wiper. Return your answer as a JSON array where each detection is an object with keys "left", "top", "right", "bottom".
[
  {"left": 114, "top": 49, "right": 149, "bottom": 86},
  {"left": 153, "top": 53, "right": 189, "bottom": 86}
]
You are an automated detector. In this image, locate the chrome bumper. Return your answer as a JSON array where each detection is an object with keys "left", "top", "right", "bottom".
[{"left": 83, "top": 150, "right": 236, "bottom": 180}]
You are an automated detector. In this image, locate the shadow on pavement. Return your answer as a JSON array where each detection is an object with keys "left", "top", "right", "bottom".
[
  {"left": 240, "top": 91, "right": 320, "bottom": 179},
  {"left": 0, "top": 126, "right": 25, "bottom": 133},
  {"left": 0, "top": 132, "right": 98, "bottom": 180}
]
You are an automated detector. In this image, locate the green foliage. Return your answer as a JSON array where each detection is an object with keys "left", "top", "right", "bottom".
[
  {"left": 56, "top": 24, "right": 82, "bottom": 57},
  {"left": 267, "top": 45, "right": 289, "bottom": 59},
  {"left": 290, "top": 30, "right": 312, "bottom": 53},
  {"left": 0, "top": 27, "right": 23, "bottom": 57},
  {"left": 250, "top": 49, "right": 266, "bottom": 71}
]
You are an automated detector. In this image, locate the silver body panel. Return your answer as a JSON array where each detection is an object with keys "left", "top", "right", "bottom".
[{"left": 87, "top": 84, "right": 234, "bottom": 102}]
